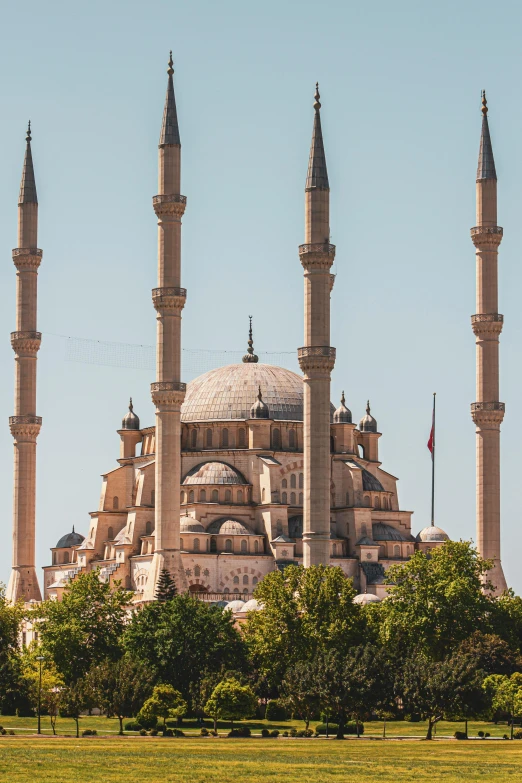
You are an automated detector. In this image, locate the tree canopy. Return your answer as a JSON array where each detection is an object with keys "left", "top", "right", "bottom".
[{"left": 204, "top": 678, "right": 257, "bottom": 729}]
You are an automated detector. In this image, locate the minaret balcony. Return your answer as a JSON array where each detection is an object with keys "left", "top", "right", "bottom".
[
  {"left": 299, "top": 242, "right": 336, "bottom": 270},
  {"left": 471, "top": 313, "right": 503, "bottom": 337},
  {"left": 152, "top": 194, "right": 187, "bottom": 218},
  {"left": 298, "top": 345, "right": 336, "bottom": 373},
  {"left": 11, "top": 331, "right": 42, "bottom": 354},
  {"left": 9, "top": 415, "right": 42, "bottom": 440},
  {"left": 152, "top": 287, "right": 187, "bottom": 312},
  {"left": 151, "top": 381, "right": 186, "bottom": 407},
  {"left": 12, "top": 247, "right": 43, "bottom": 271},
  {"left": 470, "top": 225, "right": 503, "bottom": 249},
  {"left": 470, "top": 401, "right": 505, "bottom": 427}
]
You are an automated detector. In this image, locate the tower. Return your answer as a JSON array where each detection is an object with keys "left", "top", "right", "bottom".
[
  {"left": 144, "top": 53, "right": 188, "bottom": 598},
  {"left": 6, "top": 123, "right": 43, "bottom": 603},
  {"left": 298, "top": 85, "right": 336, "bottom": 566},
  {"left": 470, "top": 92, "right": 507, "bottom": 594}
]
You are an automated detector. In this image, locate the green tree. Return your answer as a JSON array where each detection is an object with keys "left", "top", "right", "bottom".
[
  {"left": 37, "top": 571, "right": 128, "bottom": 683},
  {"left": 0, "top": 584, "right": 23, "bottom": 713},
  {"left": 243, "top": 565, "right": 362, "bottom": 689},
  {"left": 456, "top": 632, "right": 522, "bottom": 675},
  {"left": 280, "top": 661, "right": 320, "bottom": 730},
  {"left": 19, "top": 649, "right": 64, "bottom": 734},
  {"left": 59, "top": 679, "right": 89, "bottom": 738},
  {"left": 138, "top": 684, "right": 187, "bottom": 730},
  {"left": 379, "top": 541, "right": 496, "bottom": 660},
  {"left": 155, "top": 569, "right": 177, "bottom": 602},
  {"left": 483, "top": 673, "right": 522, "bottom": 740},
  {"left": 87, "top": 655, "right": 154, "bottom": 735},
  {"left": 204, "top": 678, "right": 257, "bottom": 731},
  {"left": 124, "top": 593, "right": 247, "bottom": 704},
  {"left": 490, "top": 591, "right": 522, "bottom": 654}
]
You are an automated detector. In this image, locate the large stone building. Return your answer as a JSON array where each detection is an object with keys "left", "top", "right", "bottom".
[{"left": 8, "top": 57, "right": 508, "bottom": 607}]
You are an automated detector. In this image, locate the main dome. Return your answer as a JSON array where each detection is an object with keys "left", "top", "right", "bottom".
[{"left": 181, "top": 363, "right": 305, "bottom": 422}]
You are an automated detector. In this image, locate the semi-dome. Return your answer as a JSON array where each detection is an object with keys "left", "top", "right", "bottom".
[
  {"left": 250, "top": 387, "right": 270, "bottom": 419},
  {"left": 242, "top": 598, "right": 263, "bottom": 612},
  {"left": 333, "top": 392, "right": 352, "bottom": 424},
  {"left": 55, "top": 527, "right": 85, "bottom": 549},
  {"left": 182, "top": 462, "right": 247, "bottom": 485},
  {"left": 372, "top": 522, "right": 407, "bottom": 541},
  {"left": 207, "top": 518, "right": 254, "bottom": 535},
  {"left": 121, "top": 398, "right": 140, "bottom": 430},
  {"left": 416, "top": 525, "right": 449, "bottom": 543},
  {"left": 353, "top": 593, "right": 382, "bottom": 605},
  {"left": 225, "top": 600, "right": 246, "bottom": 613},
  {"left": 362, "top": 469, "right": 384, "bottom": 492},
  {"left": 359, "top": 401, "right": 377, "bottom": 433},
  {"left": 180, "top": 516, "right": 205, "bottom": 533}
]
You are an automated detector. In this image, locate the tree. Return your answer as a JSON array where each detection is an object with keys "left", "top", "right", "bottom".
[
  {"left": 379, "top": 541, "right": 497, "bottom": 660},
  {"left": 400, "top": 649, "right": 487, "bottom": 739},
  {"left": 87, "top": 655, "right": 154, "bottom": 735},
  {"left": 0, "top": 584, "right": 23, "bottom": 713},
  {"left": 19, "top": 649, "right": 64, "bottom": 734},
  {"left": 59, "top": 679, "right": 89, "bottom": 738},
  {"left": 280, "top": 661, "right": 320, "bottom": 730},
  {"left": 37, "top": 571, "right": 128, "bottom": 683},
  {"left": 155, "top": 569, "right": 177, "bottom": 602},
  {"left": 457, "top": 632, "right": 522, "bottom": 676},
  {"left": 483, "top": 673, "right": 522, "bottom": 740},
  {"left": 124, "top": 593, "right": 247, "bottom": 704},
  {"left": 243, "top": 565, "right": 362, "bottom": 689},
  {"left": 138, "top": 684, "right": 187, "bottom": 730},
  {"left": 204, "top": 678, "right": 257, "bottom": 731}
]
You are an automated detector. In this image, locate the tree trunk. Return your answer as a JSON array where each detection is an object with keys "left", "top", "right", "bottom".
[
  {"left": 213, "top": 717, "right": 217, "bottom": 732},
  {"left": 305, "top": 718, "right": 309, "bottom": 732},
  {"left": 326, "top": 718, "right": 329, "bottom": 738},
  {"left": 511, "top": 713, "right": 514, "bottom": 741},
  {"left": 464, "top": 719, "right": 468, "bottom": 740},
  {"left": 119, "top": 716, "right": 123, "bottom": 736},
  {"left": 336, "top": 710, "right": 345, "bottom": 740},
  {"left": 383, "top": 717, "right": 386, "bottom": 739},
  {"left": 356, "top": 716, "right": 360, "bottom": 738},
  {"left": 426, "top": 717, "right": 433, "bottom": 740},
  {"left": 75, "top": 718, "right": 79, "bottom": 739}
]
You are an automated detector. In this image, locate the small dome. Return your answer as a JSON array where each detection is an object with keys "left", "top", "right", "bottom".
[
  {"left": 207, "top": 518, "right": 254, "bottom": 535},
  {"left": 180, "top": 516, "right": 205, "bottom": 533},
  {"left": 225, "top": 600, "right": 246, "bottom": 613},
  {"left": 372, "top": 522, "right": 406, "bottom": 541},
  {"left": 250, "top": 387, "right": 270, "bottom": 419},
  {"left": 55, "top": 527, "right": 85, "bottom": 549},
  {"left": 359, "top": 401, "right": 377, "bottom": 433},
  {"left": 353, "top": 593, "right": 381, "bottom": 605},
  {"left": 182, "top": 462, "right": 247, "bottom": 486},
  {"left": 333, "top": 392, "right": 352, "bottom": 424},
  {"left": 122, "top": 398, "right": 140, "bottom": 430},
  {"left": 416, "top": 525, "right": 449, "bottom": 543},
  {"left": 242, "top": 598, "right": 263, "bottom": 612}
]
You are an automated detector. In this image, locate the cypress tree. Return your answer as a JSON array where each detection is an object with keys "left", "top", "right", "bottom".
[{"left": 155, "top": 568, "right": 178, "bottom": 602}]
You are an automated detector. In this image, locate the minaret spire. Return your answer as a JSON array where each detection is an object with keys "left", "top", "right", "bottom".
[
  {"left": 298, "top": 83, "right": 336, "bottom": 567},
  {"left": 159, "top": 51, "right": 180, "bottom": 146},
  {"left": 7, "top": 125, "right": 43, "bottom": 602},
  {"left": 470, "top": 92, "right": 507, "bottom": 595}
]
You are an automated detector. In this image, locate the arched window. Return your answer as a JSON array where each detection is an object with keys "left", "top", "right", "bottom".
[
  {"left": 243, "top": 574, "right": 249, "bottom": 584},
  {"left": 193, "top": 539, "right": 200, "bottom": 551},
  {"left": 206, "top": 538, "right": 210, "bottom": 551},
  {"left": 52, "top": 551, "right": 57, "bottom": 565},
  {"left": 289, "top": 429, "right": 296, "bottom": 449},
  {"left": 233, "top": 575, "right": 240, "bottom": 584},
  {"left": 374, "top": 496, "right": 380, "bottom": 509},
  {"left": 299, "top": 493, "right": 303, "bottom": 506},
  {"left": 210, "top": 537, "right": 217, "bottom": 552},
  {"left": 253, "top": 577, "right": 258, "bottom": 585},
  {"left": 234, "top": 588, "right": 239, "bottom": 594},
  {"left": 262, "top": 488, "right": 266, "bottom": 502},
  {"left": 406, "top": 545, "right": 411, "bottom": 555},
  {"left": 194, "top": 565, "right": 200, "bottom": 577},
  {"left": 282, "top": 492, "right": 287, "bottom": 504},
  {"left": 394, "top": 545, "right": 400, "bottom": 557},
  {"left": 145, "top": 521, "right": 152, "bottom": 536},
  {"left": 224, "top": 587, "right": 230, "bottom": 594},
  {"left": 189, "top": 490, "right": 194, "bottom": 503},
  {"left": 241, "top": 540, "right": 247, "bottom": 553},
  {"left": 206, "top": 428, "right": 213, "bottom": 448},
  {"left": 151, "top": 490, "right": 155, "bottom": 506},
  {"left": 180, "top": 490, "right": 186, "bottom": 503},
  {"left": 272, "top": 428, "right": 281, "bottom": 449},
  {"left": 290, "top": 492, "right": 296, "bottom": 505},
  {"left": 191, "top": 429, "right": 197, "bottom": 448},
  {"left": 358, "top": 444, "right": 365, "bottom": 459},
  {"left": 225, "top": 489, "right": 231, "bottom": 502},
  {"left": 276, "top": 520, "right": 283, "bottom": 535},
  {"left": 363, "top": 495, "right": 370, "bottom": 507},
  {"left": 211, "top": 489, "right": 218, "bottom": 502},
  {"left": 222, "top": 428, "right": 229, "bottom": 447},
  {"left": 63, "top": 551, "right": 70, "bottom": 564},
  {"left": 225, "top": 539, "right": 232, "bottom": 552},
  {"left": 107, "top": 527, "right": 114, "bottom": 540},
  {"left": 180, "top": 538, "right": 184, "bottom": 550},
  {"left": 332, "top": 543, "right": 337, "bottom": 556},
  {"left": 299, "top": 473, "right": 303, "bottom": 489},
  {"left": 113, "top": 496, "right": 119, "bottom": 510},
  {"left": 254, "top": 541, "right": 259, "bottom": 554},
  {"left": 330, "top": 436, "right": 335, "bottom": 453},
  {"left": 238, "top": 428, "right": 246, "bottom": 448},
  {"left": 237, "top": 490, "right": 243, "bottom": 503},
  {"left": 243, "top": 587, "right": 249, "bottom": 594},
  {"left": 282, "top": 479, "right": 287, "bottom": 489},
  {"left": 290, "top": 474, "right": 296, "bottom": 489},
  {"left": 199, "top": 489, "right": 206, "bottom": 502}
]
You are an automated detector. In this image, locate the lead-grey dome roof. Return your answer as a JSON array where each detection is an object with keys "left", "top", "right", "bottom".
[
  {"left": 333, "top": 392, "right": 352, "bottom": 424},
  {"left": 353, "top": 593, "right": 381, "bottom": 605},
  {"left": 416, "top": 525, "right": 449, "bottom": 542},
  {"left": 55, "top": 528, "right": 85, "bottom": 549},
  {"left": 372, "top": 522, "right": 407, "bottom": 541},
  {"left": 182, "top": 462, "right": 247, "bottom": 485},
  {"left": 207, "top": 518, "right": 254, "bottom": 535},
  {"left": 122, "top": 398, "right": 140, "bottom": 431},
  {"left": 180, "top": 516, "right": 206, "bottom": 533}
]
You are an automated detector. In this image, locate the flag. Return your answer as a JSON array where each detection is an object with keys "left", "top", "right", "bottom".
[{"left": 427, "top": 398, "right": 435, "bottom": 458}]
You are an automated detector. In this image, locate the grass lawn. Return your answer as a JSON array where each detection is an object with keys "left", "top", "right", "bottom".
[{"left": 1, "top": 736, "right": 522, "bottom": 783}]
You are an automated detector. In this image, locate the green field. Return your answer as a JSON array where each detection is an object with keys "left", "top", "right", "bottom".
[{"left": 1, "top": 736, "right": 521, "bottom": 783}]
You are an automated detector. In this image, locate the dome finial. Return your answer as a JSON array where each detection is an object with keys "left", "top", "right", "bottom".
[
  {"left": 26, "top": 120, "right": 31, "bottom": 143},
  {"left": 359, "top": 400, "right": 377, "bottom": 433},
  {"left": 242, "top": 315, "right": 259, "bottom": 363},
  {"left": 481, "top": 89, "right": 488, "bottom": 116},
  {"left": 129, "top": 397, "right": 133, "bottom": 412},
  {"left": 258, "top": 386, "right": 263, "bottom": 401},
  {"left": 314, "top": 82, "right": 321, "bottom": 111},
  {"left": 168, "top": 50, "right": 174, "bottom": 76},
  {"left": 333, "top": 390, "right": 352, "bottom": 424},
  {"left": 366, "top": 400, "right": 371, "bottom": 415},
  {"left": 72, "top": 524, "right": 75, "bottom": 533},
  {"left": 122, "top": 397, "right": 140, "bottom": 430},
  {"left": 341, "top": 390, "right": 345, "bottom": 405}
]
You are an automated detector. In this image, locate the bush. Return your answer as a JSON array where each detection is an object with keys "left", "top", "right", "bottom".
[
  {"left": 139, "top": 729, "right": 147, "bottom": 736},
  {"left": 289, "top": 728, "right": 298, "bottom": 737},
  {"left": 503, "top": 734, "right": 509, "bottom": 740},
  {"left": 150, "top": 729, "right": 158, "bottom": 736},
  {"left": 135, "top": 709, "right": 158, "bottom": 730},
  {"left": 478, "top": 730, "right": 485, "bottom": 738},
  {"left": 270, "top": 729, "right": 279, "bottom": 738},
  {"left": 514, "top": 729, "right": 522, "bottom": 740},
  {"left": 265, "top": 700, "right": 288, "bottom": 722},
  {"left": 485, "top": 732, "right": 491, "bottom": 738},
  {"left": 296, "top": 729, "right": 314, "bottom": 738},
  {"left": 0, "top": 730, "right": 6, "bottom": 736},
  {"left": 173, "top": 729, "right": 185, "bottom": 737},
  {"left": 261, "top": 728, "right": 270, "bottom": 737},
  {"left": 124, "top": 721, "right": 143, "bottom": 732},
  {"left": 228, "top": 726, "right": 251, "bottom": 737},
  {"left": 346, "top": 721, "right": 364, "bottom": 736},
  {"left": 8, "top": 731, "right": 14, "bottom": 736},
  {"left": 315, "top": 723, "right": 339, "bottom": 735},
  {"left": 164, "top": 728, "right": 174, "bottom": 737},
  {"left": 407, "top": 713, "right": 421, "bottom": 722},
  {"left": 82, "top": 729, "right": 97, "bottom": 736},
  {"left": 454, "top": 731, "right": 467, "bottom": 740},
  {"left": 283, "top": 731, "right": 289, "bottom": 737},
  {"left": 201, "top": 727, "right": 209, "bottom": 736}
]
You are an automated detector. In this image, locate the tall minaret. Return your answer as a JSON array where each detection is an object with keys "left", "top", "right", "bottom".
[
  {"left": 144, "top": 52, "right": 188, "bottom": 598},
  {"left": 6, "top": 123, "right": 43, "bottom": 603},
  {"left": 298, "top": 84, "right": 336, "bottom": 567},
  {"left": 470, "top": 92, "right": 507, "bottom": 594}
]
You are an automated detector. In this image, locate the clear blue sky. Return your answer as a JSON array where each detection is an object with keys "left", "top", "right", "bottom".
[{"left": 1, "top": 0, "right": 521, "bottom": 592}]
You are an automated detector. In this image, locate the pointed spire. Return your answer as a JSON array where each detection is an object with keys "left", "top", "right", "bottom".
[
  {"left": 477, "top": 90, "right": 497, "bottom": 181},
  {"left": 306, "top": 83, "right": 329, "bottom": 190},
  {"left": 18, "top": 121, "right": 38, "bottom": 205},
  {"left": 159, "top": 50, "right": 181, "bottom": 146},
  {"left": 242, "top": 315, "right": 259, "bottom": 363},
  {"left": 72, "top": 525, "right": 75, "bottom": 533}
]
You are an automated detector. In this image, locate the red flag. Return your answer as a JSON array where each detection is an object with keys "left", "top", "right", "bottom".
[{"left": 427, "top": 405, "right": 435, "bottom": 457}]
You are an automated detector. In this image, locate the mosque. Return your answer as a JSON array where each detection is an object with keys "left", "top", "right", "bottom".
[{"left": 6, "top": 58, "right": 507, "bottom": 609}]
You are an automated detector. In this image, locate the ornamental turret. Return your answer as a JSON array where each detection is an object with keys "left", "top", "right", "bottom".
[{"left": 7, "top": 123, "right": 43, "bottom": 603}]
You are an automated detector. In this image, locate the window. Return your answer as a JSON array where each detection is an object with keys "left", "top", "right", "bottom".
[
  {"left": 222, "top": 428, "right": 229, "bottom": 447},
  {"left": 299, "top": 473, "right": 303, "bottom": 489},
  {"left": 180, "top": 538, "right": 184, "bottom": 550},
  {"left": 290, "top": 474, "right": 296, "bottom": 489},
  {"left": 225, "top": 539, "right": 232, "bottom": 552},
  {"left": 394, "top": 545, "right": 400, "bottom": 557},
  {"left": 290, "top": 492, "right": 296, "bottom": 505},
  {"left": 282, "top": 492, "right": 287, "bottom": 504},
  {"left": 233, "top": 576, "right": 240, "bottom": 584},
  {"left": 237, "top": 490, "right": 243, "bottom": 503},
  {"left": 299, "top": 493, "right": 303, "bottom": 506},
  {"left": 262, "top": 488, "right": 266, "bottom": 502},
  {"left": 358, "top": 444, "right": 365, "bottom": 459},
  {"left": 332, "top": 543, "right": 337, "bottom": 556},
  {"left": 234, "top": 588, "right": 239, "bottom": 594},
  {"left": 282, "top": 479, "right": 287, "bottom": 489},
  {"left": 276, "top": 520, "right": 283, "bottom": 535},
  {"left": 113, "top": 496, "right": 119, "bottom": 510},
  {"left": 189, "top": 490, "right": 194, "bottom": 503},
  {"left": 241, "top": 540, "right": 248, "bottom": 553},
  {"left": 181, "top": 490, "right": 186, "bottom": 503},
  {"left": 253, "top": 576, "right": 258, "bottom": 585},
  {"left": 243, "top": 587, "right": 249, "bottom": 594},
  {"left": 151, "top": 490, "right": 155, "bottom": 506},
  {"left": 374, "top": 496, "right": 380, "bottom": 509},
  {"left": 254, "top": 541, "right": 259, "bottom": 554},
  {"left": 212, "top": 489, "right": 218, "bottom": 502},
  {"left": 330, "top": 436, "right": 335, "bottom": 453},
  {"left": 52, "top": 552, "right": 57, "bottom": 564},
  {"left": 193, "top": 539, "right": 200, "bottom": 551},
  {"left": 238, "top": 428, "right": 246, "bottom": 448},
  {"left": 63, "top": 551, "right": 70, "bottom": 564},
  {"left": 206, "top": 428, "right": 213, "bottom": 447},
  {"left": 194, "top": 565, "right": 200, "bottom": 577},
  {"left": 224, "top": 587, "right": 230, "bottom": 594},
  {"left": 200, "top": 489, "right": 206, "bottom": 502},
  {"left": 210, "top": 537, "right": 217, "bottom": 552},
  {"left": 225, "top": 489, "right": 231, "bottom": 502},
  {"left": 289, "top": 429, "right": 296, "bottom": 449},
  {"left": 363, "top": 495, "right": 370, "bottom": 507},
  {"left": 272, "top": 428, "right": 281, "bottom": 449},
  {"left": 191, "top": 429, "right": 197, "bottom": 448},
  {"left": 206, "top": 539, "right": 209, "bottom": 551},
  {"left": 243, "top": 574, "right": 249, "bottom": 585},
  {"left": 146, "top": 521, "right": 152, "bottom": 535},
  {"left": 107, "top": 527, "right": 114, "bottom": 540}
]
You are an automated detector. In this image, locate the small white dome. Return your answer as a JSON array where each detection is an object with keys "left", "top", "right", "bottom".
[
  {"left": 180, "top": 516, "right": 205, "bottom": 533},
  {"left": 353, "top": 593, "right": 381, "bottom": 605},
  {"left": 416, "top": 525, "right": 449, "bottom": 543},
  {"left": 242, "top": 598, "right": 263, "bottom": 612},
  {"left": 225, "top": 600, "right": 246, "bottom": 613}
]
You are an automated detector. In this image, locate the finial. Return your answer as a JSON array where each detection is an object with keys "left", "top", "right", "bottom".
[
  {"left": 481, "top": 89, "right": 488, "bottom": 116},
  {"left": 26, "top": 121, "right": 31, "bottom": 143},
  {"left": 341, "top": 391, "right": 345, "bottom": 406},
  {"left": 313, "top": 82, "right": 321, "bottom": 111},
  {"left": 129, "top": 397, "right": 134, "bottom": 412},
  {"left": 168, "top": 50, "right": 174, "bottom": 76},
  {"left": 258, "top": 386, "right": 263, "bottom": 401},
  {"left": 242, "top": 315, "right": 259, "bottom": 363},
  {"left": 366, "top": 400, "right": 371, "bottom": 415},
  {"left": 72, "top": 525, "right": 75, "bottom": 533}
]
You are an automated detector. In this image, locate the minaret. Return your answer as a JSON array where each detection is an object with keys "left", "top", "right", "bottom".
[
  {"left": 6, "top": 123, "right": 43, "bottom": 603},
  {"left": 298, "top": 84, "right": 336, "bottom": 566},
  {"left": 470, "top": 92, "right": 507, "bottom": 594},
  {"left": 144, "top": 52, "right": 188, "bottom": 598}
]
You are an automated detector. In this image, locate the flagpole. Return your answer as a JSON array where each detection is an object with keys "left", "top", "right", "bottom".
[{"left": 431, "top": 393, "right": 436, "bottom": 527}]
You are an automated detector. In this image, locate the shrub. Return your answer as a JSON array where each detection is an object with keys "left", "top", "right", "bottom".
[
  {"left": 283, "top": 731, "right": 289, "bottom": 737},
  {"left": 173, "top": 729, "right": 185, "bottom": 737},
  {"left": 315, "top": 723, "right": 339, "bottom": 735},
  {"left": 503, "top": 734, "right": 509, "bottom": 740},
  {"left": 296, "top": 729, "right": 314, "bottom": 738},
  {"left": 0, "top": 726, "right": 3, "bottom": 731},
  {"left": 346, "top": 721, "right": 364, "bottom": 736},
  {"left": 150, "top": 729, "right": 158, "bottom": 736},
  {"left": 136, "top": 712, "right": 158, "bottom": 731},
  {"left": 210, "top": 729, "right": 218, "bottom": 736},
  {"left": 454, "top": 731, "right": 467, "bottom": 740},
  {"left": 265, "top": 700, "right": 288, "bottom": 722},
  {"left": 124, "top": 721, "right": 143, "bottom": 732},
  {"left": 139, "top": 729, "right": 147, "bottom": 736},
  {"left": 289, "top": 728, "right": 298, "bottom": 737},
  {"left": 477, "top": 730, "right": 485, "bottom": 738},
  {"left": 514, "top": 729, "right": 522, "bottom": 740},
  {"left": 164, "top": 728, "right": 173, "bottom": 737},
  {"left": 270, "top": 729, "right": 279, "bottom": 738},
  {"left": 82, "top": 729, "right": 97, "bottom": 736},
  {"left": 228, "top": 726, "right": 251, "bottom": 737},
  {"left": 485, "top": 732, "right": 491, "bottom": 738},
  {"left": 261, "top": 728, "right": 270, "bottom": 737},
  {"left": 201, "top": 727, "right": 209, "bottom": 736},
  {"left": 0, "top": 730, "right": 6, "bottom": 736},
  {"left": 8, "top": 731, "right": 14, "bottom": 736},
  {"left": 407, "top": 713, "right": 421, "bottom": 722}
]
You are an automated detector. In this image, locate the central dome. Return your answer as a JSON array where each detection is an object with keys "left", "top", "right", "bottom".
[{"left": 181, "top": 363, "right": 305, "bottom": 422}]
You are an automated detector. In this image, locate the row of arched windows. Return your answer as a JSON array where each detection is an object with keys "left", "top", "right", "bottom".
[
  {"left": 188, "top": 427, "right": 299, "bottom": 451},
  {"left": 362, "top": 494, "right": 392, "bottom": 509},
  {"left": 282, "top": 473, "right": 303, "bottom": 490},
  {"left": 281, "top": 492, "right": 303, "bottom": 506},
  {"left": 182, "top": 488, "right": 244, "bottom": 504},
  {"left": 180, "top": 538, "right": 260, "bottom": 554}
]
